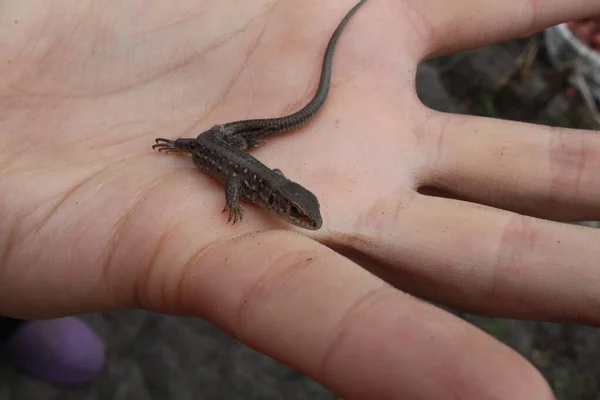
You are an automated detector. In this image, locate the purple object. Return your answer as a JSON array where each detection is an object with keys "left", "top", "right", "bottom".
[{"left": 1, "top": 317, "right": 105, "bottom": 385}]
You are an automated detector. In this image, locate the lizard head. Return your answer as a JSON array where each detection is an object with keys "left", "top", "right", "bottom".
[{"left": 269, "top": 181, "right": 322, "bottom": 230}]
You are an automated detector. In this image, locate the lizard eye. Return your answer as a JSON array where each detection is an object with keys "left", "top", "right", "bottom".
[{"left": 290, "top": 205, "right": 301, "bottom": 216}]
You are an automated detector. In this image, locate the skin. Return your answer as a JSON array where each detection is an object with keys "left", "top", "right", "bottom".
[{"left": 1, "top": 0, "right": 600, "bottom": 398}]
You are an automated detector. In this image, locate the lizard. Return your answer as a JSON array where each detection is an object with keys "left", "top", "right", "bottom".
[{"left": 152, "top": 0, "right": 367, "bottom": 230}]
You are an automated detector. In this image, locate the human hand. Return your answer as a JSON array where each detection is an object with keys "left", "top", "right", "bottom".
[{"left": 1, "top": 0, "right": 599, "bottom": 398}]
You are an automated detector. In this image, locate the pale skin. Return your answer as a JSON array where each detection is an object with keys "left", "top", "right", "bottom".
[{"left": 1, "top": 0, "right": 600, "bottom": 398}]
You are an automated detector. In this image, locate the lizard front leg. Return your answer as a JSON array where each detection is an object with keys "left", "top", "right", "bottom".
[{"left": 222, "top": 175, "right": 245, "bottom": 224}]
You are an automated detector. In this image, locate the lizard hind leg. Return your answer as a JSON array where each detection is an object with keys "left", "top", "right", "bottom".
[
  {"left": 222, "top": 126, "right": 275, "bottom": 150},
  {"left": 152, "top": 138, "right": 197, "bottom": 154},
  {"left": 223, "top": 134, "right": 265, "bottom": 150}
]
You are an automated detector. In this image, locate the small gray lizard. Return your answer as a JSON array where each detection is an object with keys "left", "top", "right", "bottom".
[{"left": 153, "top": 0, "right": 366, "bottom": 230}]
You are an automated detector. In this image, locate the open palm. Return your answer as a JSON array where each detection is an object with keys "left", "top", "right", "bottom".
[{"left": 2, "top": 0, "right": 600, "bottom": 398}]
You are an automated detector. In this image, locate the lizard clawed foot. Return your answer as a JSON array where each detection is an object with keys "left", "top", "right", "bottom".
[
  {"left": 152, "top": 138, "right": 195, "bottom": 154},
  {"left": 152, "top": 138, "right": 179, "bottom": 153},
  {"left": 245, "top": 126, "right": 277, "bottom": 148},
  {"left": 222, "top": 203, "right": 244, "bottom": 225}
]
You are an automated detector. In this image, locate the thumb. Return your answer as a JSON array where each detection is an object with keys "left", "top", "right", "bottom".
[{"left": 146, "top": 229, "right": 553, "bottom": 400}]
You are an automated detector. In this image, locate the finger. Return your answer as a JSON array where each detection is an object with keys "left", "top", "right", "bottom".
[
  {"left": 145, "top": 228, "right": 552, "bottom": 400},
  {"left": 416, "top": 0, "right": 600, "bottom": 57},
  {"left": 334, "top": 192, "right": 600, "bottom": 326},
  {"left": 421, "top": 112, "right": 600, "bottom": 221}
]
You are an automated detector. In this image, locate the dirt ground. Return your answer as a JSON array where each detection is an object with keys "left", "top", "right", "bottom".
[{"left": 2, "top": 33, "right": 600, "bottom": 400}]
